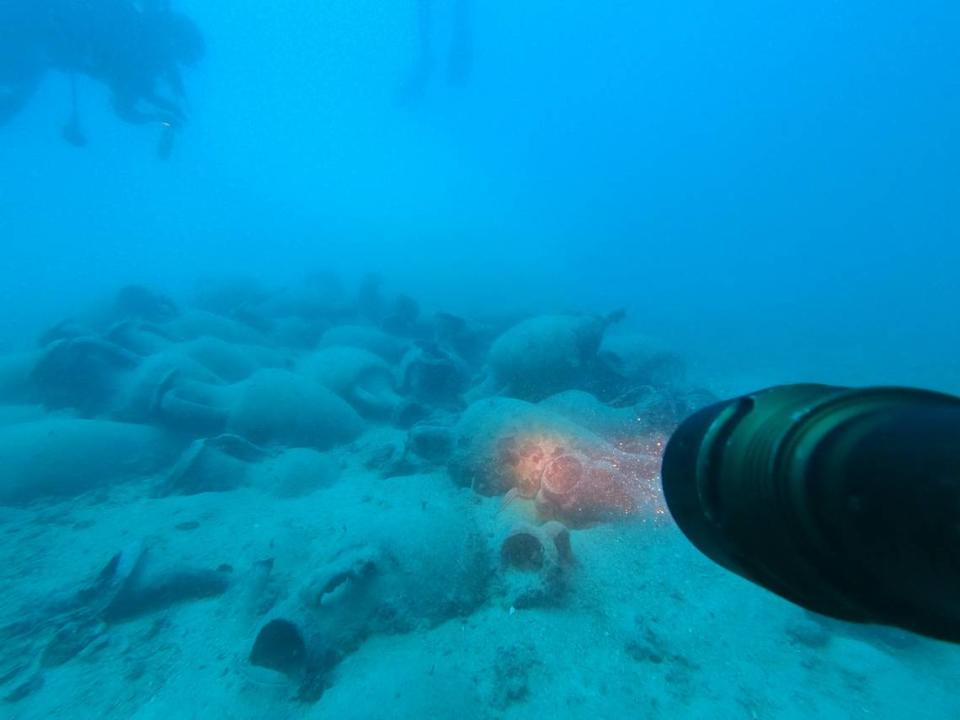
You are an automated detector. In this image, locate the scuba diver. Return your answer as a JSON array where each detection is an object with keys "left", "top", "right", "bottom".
[
  {"left": 399, "top": 0, "right": 473, "bottom": 105},
  {"left": 0, "top": 0, "right": 204, "bottom": 158},
  {"left": 661, "top": 383, "right": 960, "bottom": 646}
]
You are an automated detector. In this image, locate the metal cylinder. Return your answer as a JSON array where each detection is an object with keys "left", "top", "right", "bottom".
[{"left": 661, "top": 384, "right": 960, "bottom": 644}]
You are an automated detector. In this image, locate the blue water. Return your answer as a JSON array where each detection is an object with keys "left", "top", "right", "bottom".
[{"left": 1, "top": 2, "right": 959, "bottom": 718}]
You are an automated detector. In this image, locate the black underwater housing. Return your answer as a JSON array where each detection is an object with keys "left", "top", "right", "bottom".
[{"left": 661, "top": 384, "right": 960, "bottom": 645}]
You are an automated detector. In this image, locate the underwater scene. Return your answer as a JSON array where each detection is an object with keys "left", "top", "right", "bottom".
[{"left": 2, "top": 1, "right": 960, "bottom": 718}]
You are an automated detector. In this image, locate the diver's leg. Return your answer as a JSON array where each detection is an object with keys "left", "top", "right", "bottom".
[
  {"left": 447, "top": 0, "right": 473, "bottom": 86},
  {"left": 397, "top": 0, "right": 435, "bottom": 104}
]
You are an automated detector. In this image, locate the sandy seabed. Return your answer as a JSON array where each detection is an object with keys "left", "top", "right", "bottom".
[{"left": 1, "top": 277, "right": 958, "bottom": 720}]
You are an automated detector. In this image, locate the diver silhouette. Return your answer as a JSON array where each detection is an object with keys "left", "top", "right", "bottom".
[
  {"left": 0, "top": 0, "right": 204, "bottom": 158},
  {"left": 398, "top": 0, "right": 473, "bottom": 105}
]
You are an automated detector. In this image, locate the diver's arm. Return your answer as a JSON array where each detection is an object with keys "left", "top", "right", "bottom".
[
  {"left": 112, "top": 91, "right": 181, "bottom": 160},
  {"left": 143, "top": 91, "right": 185, "bottom": 122},
  {"left": 112, "top": 86, "right": 184, "bottom": 127},
  {"left": 112, "top": 91, "right": 165, "bottom": 125}
]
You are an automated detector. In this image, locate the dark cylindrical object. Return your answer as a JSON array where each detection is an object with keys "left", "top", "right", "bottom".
[{"left": 661, "top": 384, "right": 960, "bottom": 644}]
